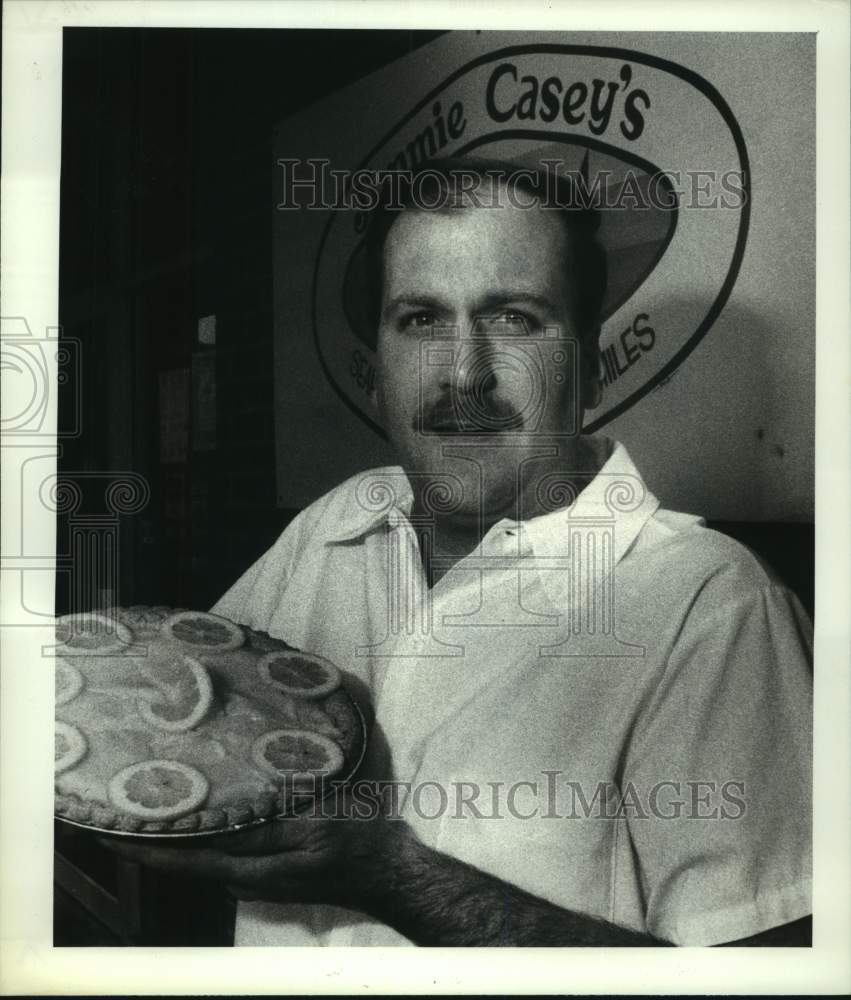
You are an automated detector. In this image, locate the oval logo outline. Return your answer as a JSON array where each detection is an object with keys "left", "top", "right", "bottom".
[{"left": 309, "top": 43, "right": 751, "bottom": 439}]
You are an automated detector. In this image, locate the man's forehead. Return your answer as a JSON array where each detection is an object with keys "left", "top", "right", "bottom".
[
  {"left": 384, "top": 194, "right": 566, "bottom": 241},
  {"left": 381, "top": 203, "right": 572, "bottom": 300}
]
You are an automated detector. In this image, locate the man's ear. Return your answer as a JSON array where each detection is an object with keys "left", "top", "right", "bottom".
[
  {"left": 584, "top": 369, "right": 602, "bottom": 411},
  {"left": 368, "top": 355, "right": 381, "bottom": 414},
  {"left": 580, "top": 330, "right": 603, "bottom": 411}
]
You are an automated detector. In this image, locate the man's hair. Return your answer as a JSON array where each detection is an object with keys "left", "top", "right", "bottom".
[{"left": 361, "top": 156, "right": 608, "bottom": 348}]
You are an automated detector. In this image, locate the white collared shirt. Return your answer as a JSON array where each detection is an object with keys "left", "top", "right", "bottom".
[{"left": 212, "top": 437, "right": 812, "bottom": 946}]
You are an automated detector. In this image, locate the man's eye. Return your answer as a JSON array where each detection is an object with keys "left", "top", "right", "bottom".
[
  {"left": 401, "top": 312, "right": 434, "bottom": 329},
  {"left": 492, "top": 311, "right": 531, "bottom": 331}
]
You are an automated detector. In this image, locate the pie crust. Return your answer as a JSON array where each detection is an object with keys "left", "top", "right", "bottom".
[{"left": 53, "top": 607, "right": 364, "bottom": 834}]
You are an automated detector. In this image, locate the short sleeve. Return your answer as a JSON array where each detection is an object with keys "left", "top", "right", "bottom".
[{"left": 619, "top": 582, "right": 812, "bottom": 945}]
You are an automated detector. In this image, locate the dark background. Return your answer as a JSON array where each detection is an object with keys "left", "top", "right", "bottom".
[
  {"left": 55, "top": 26, "right": 443, "bottom": 947},
  {"left": 57, "top": 27, "right": 444, "bottom": 618},
  {"left": 55, "top": 27, "right": 813, "bottom": 946},
  {"left": 57, "top": 26, "right": 814, "bottom": 622}
]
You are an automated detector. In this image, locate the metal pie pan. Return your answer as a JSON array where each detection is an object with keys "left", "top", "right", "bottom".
[{"left": 56, "top": 698, "right": 367, "bottom": 842}]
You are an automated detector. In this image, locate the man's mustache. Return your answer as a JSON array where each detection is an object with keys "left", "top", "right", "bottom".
[{"left": 418, "top": 394, "right": 524, "bottom": 432}]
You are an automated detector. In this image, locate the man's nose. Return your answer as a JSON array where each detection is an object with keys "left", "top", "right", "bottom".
[{"left": 446, "top": 326, "right": 498, "bottom": 402}]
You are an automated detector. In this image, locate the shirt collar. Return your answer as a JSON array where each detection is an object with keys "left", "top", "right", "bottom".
[
  {"left": 518, "top": 436, "right": 660, "bottom": 564},
  {"left": 508, "top": 437, "right": 658, "bottom": 609},
  {"left": 326, "top": 437, "right": 660, "bottom": 565},
  {"left": 326, "top": 466, "right": 415, "bottom": 543}
]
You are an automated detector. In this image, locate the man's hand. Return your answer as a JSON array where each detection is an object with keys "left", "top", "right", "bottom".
[
  {"left": 101, "top": 801, "right": 809, "bottom": 948},
  {"left": 98, "top": 784, "right": 669, "bottom": 945},
  {"left": 99, "top": 786, "right": 388, "bottom": 907}
]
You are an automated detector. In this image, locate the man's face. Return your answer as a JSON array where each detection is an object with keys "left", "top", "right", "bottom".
[{"left": 375, "top": 195, "right": 595, "bottom": 523}]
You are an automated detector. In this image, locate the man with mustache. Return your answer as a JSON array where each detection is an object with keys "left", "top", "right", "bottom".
[{"left": 111, "top": 159, "right": 813, "bottom": 947}]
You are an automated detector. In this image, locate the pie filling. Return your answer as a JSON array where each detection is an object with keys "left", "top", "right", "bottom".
[{"left": 53, "top": 608, "right": 362, "bottom": 833}]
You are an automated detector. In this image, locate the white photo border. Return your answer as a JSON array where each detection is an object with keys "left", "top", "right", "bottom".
[{"left": 1, "top": 0, "right": 848, "bottom": 994}]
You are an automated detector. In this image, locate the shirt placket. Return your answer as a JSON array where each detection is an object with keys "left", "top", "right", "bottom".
[{"left": 374, "top": 511, "right": 490, "bottom": 787}]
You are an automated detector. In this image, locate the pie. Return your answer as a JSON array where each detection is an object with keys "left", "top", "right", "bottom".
[{"left": 53, "top": 607, "right": 364, "bottom": 834}]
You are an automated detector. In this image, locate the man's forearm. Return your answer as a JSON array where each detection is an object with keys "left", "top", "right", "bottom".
[{"left": 349, "top": 823, "right": 670, "bottom": 947}]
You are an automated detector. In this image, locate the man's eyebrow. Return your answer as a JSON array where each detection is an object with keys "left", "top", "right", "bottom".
[
  {"left": 476, "top": 291, "right": 560, "bottom": 312},
  {"left": 382, "top": 295, "right": 450, "bottom": 315},
  {"left": 383, "top": 292, "right": 560, "bottom": 314}
]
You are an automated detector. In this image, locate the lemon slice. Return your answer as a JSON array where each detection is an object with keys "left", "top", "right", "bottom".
[
  {"left": 161, "top": 611, "right": 245, "bottom": 652},
  {"left": 55, "top": 658, "right": 84, "bottom": 706},
  {"left": 55, "top": 722, "right": 88, "bottom": 773},
  {"left": 56, "top": 612, "right": 133, "bottom": 654},
  {"left": 118, "top": 605, "right": 172, "bottom": 629},
  {"left": 257, "top": 650, "right": 341, "bottom": 700},
  {"left": 251, "top": 728, "right": 344, "bottom": 783},
  {"left": 137, "top": 655, "right": 215, "bottom": 732},
  {"left": 108, "top": 759, "right": 210, "bottom": 821}
]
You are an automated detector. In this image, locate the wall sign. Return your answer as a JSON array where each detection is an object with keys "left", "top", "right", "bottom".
[
  {"left": 309, "top": 45, "right": 748, "bottom": 438},
  {"left": 273, "top": 32, "right": 813, "bottom": 520}
]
